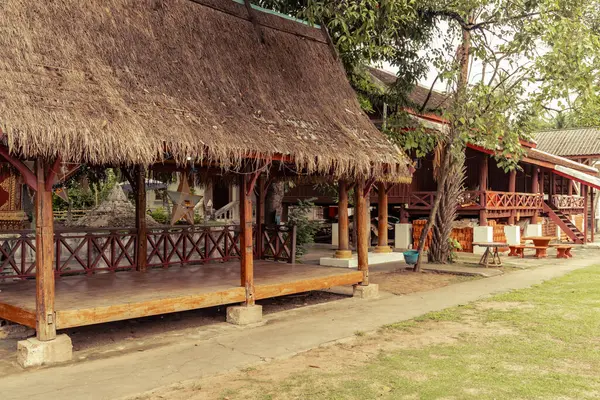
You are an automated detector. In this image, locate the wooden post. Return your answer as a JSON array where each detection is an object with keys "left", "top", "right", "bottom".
[
  {"left": 591, "top": 189, "right": 595, "bottom": 243},
  {"left": 374, "top": 182, "right": 391, "bottom": 253},
  {"left": 550, "top": 171, "right": 555, "bottom": 197},
  {"left": 508, "top": 169, "right": 516, "bottom": 225},
  {"left": 239, "top": 175, "right": 255, "bottom": 306},
  {"left": 35, "top": 158, "right": 56, "bottom": 341},
  {"left": 255, "top": 176, "right": 264, "bottom": 259},
  {"left": 335, "top": 180, "right": 351, "bottom": 258},
  {"left": 532, "top": 167, "right": 539, "bottom": 224},
  {"left": 583, "top": 185, "right": 589, "bottom": 243},
  {"left": 355, "top": 179, "right": 369, "bottom": 285},
  {"left": 135, "top": 166, "right": 148, "bottom": 271},
  {"left": 540, "top": 169, "right": 545, "bottom": 195},
  {"left": 479, "top": 155, "right": 488, "bottom": 226},
  {"left": 568, "top": 180, "right": 573, "bottom": 196}
]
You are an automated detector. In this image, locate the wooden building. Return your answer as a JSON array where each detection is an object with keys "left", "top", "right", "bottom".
[
  {"left": 0, "top": 0, "right": 412, "bottom": 366},
  {"left": 285, "top": 70, "right": 600, "bottom": 247}
]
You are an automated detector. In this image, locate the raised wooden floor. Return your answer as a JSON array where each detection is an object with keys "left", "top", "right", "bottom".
[{"left": 0, "top": 261, "right": 363, "bottom": 329}]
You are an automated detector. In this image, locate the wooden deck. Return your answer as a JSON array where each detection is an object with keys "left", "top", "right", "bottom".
[{"left": 0, "top": 261, "right": 363, "bottom": 329}]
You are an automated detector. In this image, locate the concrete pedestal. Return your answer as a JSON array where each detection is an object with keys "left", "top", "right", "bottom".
[
  {"left": 373, "top": 245, "right": 392, "bottom": 253},
  {"left": 334, "top": 249, "right": 353, "bottom": 259},
  {"left": 331, "top": 223, "right": 339, "bottom": 247},
  {"left": 17, "top": 334, "right": 73, "bottom": 368},
  {"left": 353, "top": 284, "right": 379, "bottom": 299},
  {"left": 320, "top": 252, "right": 404, "bottom": 268},
  {"left": 525, "top": 223, "right": 543, "bottom": 238},
  {"left": 473, "top": 226, "right": 493, "bottom": 254},
  {"left": 394, "top": 223, "right": 412, "bottom": 249},
  {"left": 503, "top": 225, "right": 520, "bottom": 245},
  {"left": 226, "top": 305, "right": 263, "bottom": 325}
]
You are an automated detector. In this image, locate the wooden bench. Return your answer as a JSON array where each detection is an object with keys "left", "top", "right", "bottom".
[
  {"left": 524, "top": 245, "right": 548, "bottom": 258},
  {"left": 550, "top": 244, "right": 573, "bottom": 259},
  {"left": 508, "top": 245, "right": 526, "bottom": 258}
]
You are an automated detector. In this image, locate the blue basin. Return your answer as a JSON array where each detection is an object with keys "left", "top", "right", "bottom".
[{"left": 403, "top": 250, "right": 420, "bottom": 265}]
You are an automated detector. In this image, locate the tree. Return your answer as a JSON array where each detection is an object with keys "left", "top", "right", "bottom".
[{"left": 409, "top": 0, "right": 600, "bottom": 269}]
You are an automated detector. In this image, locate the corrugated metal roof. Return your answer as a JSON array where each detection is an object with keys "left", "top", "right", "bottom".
[{"left": 534, "top": 128, "right": 600, "bottom": 157}]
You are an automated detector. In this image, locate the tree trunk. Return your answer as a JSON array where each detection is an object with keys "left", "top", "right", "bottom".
[
  {"left": 429, "top": 159, "right": 465, "bottom": 263},
  {"left": 415, "top": 20, "right": 472, "bottom": 271},
  {"left": 265, "top": 181, "right": 285, "bottom": 225}
]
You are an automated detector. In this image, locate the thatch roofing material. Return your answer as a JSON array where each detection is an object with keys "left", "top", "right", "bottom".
[{"left": 0, "top": 0, "right": 410, "bottom": 181}]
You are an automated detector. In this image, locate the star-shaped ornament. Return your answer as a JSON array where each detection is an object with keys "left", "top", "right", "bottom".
[{"left": 167, "top": 173, "right": 202, "bottom": 225}]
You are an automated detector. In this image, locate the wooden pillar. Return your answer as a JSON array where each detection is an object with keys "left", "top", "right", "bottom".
[
  {"left": 135, "top": 166, "right": 148, "bottom": 271},
  {"left": 355, "top": 179, "right": 369, "bottom": 285},
  {"left": 35, "top": 158, "right": 56, "bottom": 341},
  {"left": 335, "top": 180, "right": 351, "bottom": 259},
  {"left": 255, "top": 176, "right": 264, "bottom": 259},
  {"left": 583, "top": 185, "right": 589, "bottom": 243},
  {"left": 508, "top": 169, "right": 516, "bottom": 225},
  {"left": 540, "top": 169, "right": 545, "bottom": 196},
  {"left": 532, "top": 167, "right": 539, "bottom": 224},
  {"left": 568, "top": 180, "right": 574, "bottom": 196},
  {"left": 591, "top": 189, "right": 595, "bottom": 243},
  {"left": 549, "top": 171, "right": 555, "bottom": 197},
  {"left": 374, "top": 182, "right": 391, "bottom": 253},
  {"left": 239, "top": 175, "right": 255, "bottom": 306},
  {"left": 479, "top": 155, "right": 488, "bottom": 226}
]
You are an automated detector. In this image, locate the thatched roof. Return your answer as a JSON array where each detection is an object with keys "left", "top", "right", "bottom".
[
  {"left": 0, "top": 0, "right": 411, "bottom": 182},
  {"left": 70, "top": 186, "right": 159, "bottom": 228}
]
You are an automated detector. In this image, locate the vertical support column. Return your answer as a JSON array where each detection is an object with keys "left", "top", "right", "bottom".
[
  {"left": 335, "top": 180, "right": 351, "bottom": 259},
  {"left": 591, "top": 188, "right": 595, "bottom": 243},
  {"left": 255, "top": 176, "right": 264, "bottom": 259},
  {"left": 239, "top": 175, "right": 255, "bottom": 306},
  {"left": 508, "top": 169, "right": 516, "bottom": 225},
  {"left": 374, "top": 182, "right": 391, "bottom": 253},
  {"left": 35, "top": 158, "right": 56, "bottom": 341},
  {"left": 479, "top": 155, "right": 488, "bottom": 226},
  {"left": 135, "top": 166, "right": 148, "bottom": 271},
  {"left": 354, "top": 180, "right": 369, "bottom": 285},
  {"left": 583, "top": 184, "right": 589, "bottom": 243},
  {"left": 532, "top": 167, "right": 539, "bottom": 224},
  {"left": 568, "top": 180, "right": 574, "bottom": 196},
  {"left": 226, "top": 174, "right": 262, "bottom": 325}
]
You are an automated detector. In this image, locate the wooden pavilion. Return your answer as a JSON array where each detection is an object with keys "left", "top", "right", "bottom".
[{"left": 0, "top": 0, "right": 411, "bottom": 365}]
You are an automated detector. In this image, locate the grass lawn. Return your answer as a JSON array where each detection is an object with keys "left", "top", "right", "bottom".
[{"left": 135, "top": 265, "right": 600, "bottom": 400}]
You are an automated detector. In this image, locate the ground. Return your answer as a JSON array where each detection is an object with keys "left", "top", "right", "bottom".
[
  {"left": 124, "top": 265, "right": 600, "bottom": 400},
  {"left": 1, "top": 247, "right": 598, "bottom": 399}
]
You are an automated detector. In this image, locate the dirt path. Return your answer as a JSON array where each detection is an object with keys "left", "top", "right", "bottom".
[{"left": 1, "top": 253, "right": 597, "bottom": 400}]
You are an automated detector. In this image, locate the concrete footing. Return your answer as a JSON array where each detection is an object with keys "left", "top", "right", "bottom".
[
  {"left": 226, "top": 305, "right": 263, "bottom": 325},
  {"left": 320, "top": 252, "right": 404, "bottom": 268},
  {"left": 353, "top": 284, "right": 379, "bottom": 299},
  {"left": 334, "top": 249, "right": 353, "bottom": 259},
  {"left": 17, "top": 334, "right": 73, "bottom": 368},
  {"left": 373, "top": 245, "right": 392, "bottom": 253}
]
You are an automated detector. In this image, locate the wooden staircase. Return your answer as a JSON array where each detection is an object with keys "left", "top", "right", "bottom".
[{"left": 542, "top": 202, "right": 585, "bottom": 244}]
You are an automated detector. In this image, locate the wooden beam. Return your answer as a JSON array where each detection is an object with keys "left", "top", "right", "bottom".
[
  {"left": 376, "top": 182, "right": 390, "bottom": 251},
  {"left": 363, "top": 177, "right": 376, "bottom": 197},
  {"left": 255, "top": 175, "right": 264, "bottom": 259},
  {"left": 44, "top": 156, "right": 62, "bottom": 192},
  {"left": 336, "top": 179, "right": 350, "bottom": 258},
  {"left": 35, "top": 158, "right": 56, "bottom": 341},
  {"left": 243, "top": 0, "right": 265, "bottom": 43},
  {"left": 592, "top": 189, "right": 595, "bottom": 243},
  {"left": 0, "top": 145, "right": 37, "bottom": 191},
  {"left": 583, "top": 185, "right": 589, "bottom": 243},
  {"left": 320, "top": 22, "right": 339, "bottom": 61},
  {"left": 508, "top": 170, "right": 516, "bottom": 225},
  {"left": 355, "top": 179, "right": 369, "bottom": 285},
  {"left": 0, "top": 303, "right": 36, "bottom": 328},
  {"left": 239, "top": 175, "right": 255, "bottom": 306},
  {"left": 135, "top": 166, "right": 148, "bottom": 272}
]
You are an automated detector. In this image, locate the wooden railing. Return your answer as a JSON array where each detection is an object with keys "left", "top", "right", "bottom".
[
  {"left": 485, "top": 191, "right": 543, "bottom": 210},
  {"left": 551, "top": 194, "right": 584, "bottom": 210},
  {"left": 409, "top": 191, "right": 483, "bottom": 210},
  {"left": 261, "top": 225, "right": 297, "bottom": 264},
  {"left": 409, "top": 190, "right": 543, "bottom": 211},
  {"left": 0, "top": 224, "right": 297, "bottom": 280}
]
